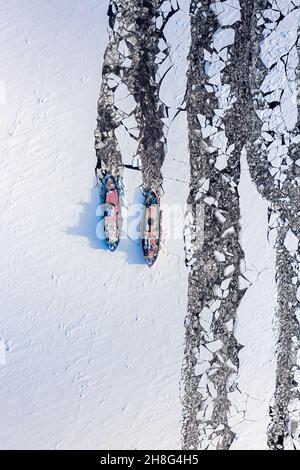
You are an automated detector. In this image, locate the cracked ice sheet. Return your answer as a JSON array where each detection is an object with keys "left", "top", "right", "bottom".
[
  {"left": 160, "top": 1, "right": 190, "bottom": 271},
  {"left": 246, "top": 0, "right": 300, "bottom": 449},
  {"left": 261, "top": 8, "right": 300, "bottom": 69},
  {"left": 211, "top": 0, "right": 241, "bottom": 26},
  {"left": 158, "top": 1, "right": 190, "bottom": 112},
  {"left": 159, "top": 0, "right": 190, "bottom": 255},
  {"left": 230, "top": 152, "right": 277, "bottom": 450},
  {"left": 160, "top": 0, "right": 190, "bottom": 157}
]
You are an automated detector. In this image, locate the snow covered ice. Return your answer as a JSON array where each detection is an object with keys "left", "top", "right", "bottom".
[{"left": 1, "top": 0, "right": 300, "bottom": 451}]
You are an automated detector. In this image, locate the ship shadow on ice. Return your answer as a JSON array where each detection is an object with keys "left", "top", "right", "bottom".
[
  {"left": 66, "top": 185, "right": 146, "bottom": 265},
  {"left": 66, "top": 186, "right": 107, "bottom": 251},
  {"left": 118, "top": 238, "right": 145, "bottom": 265}
]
